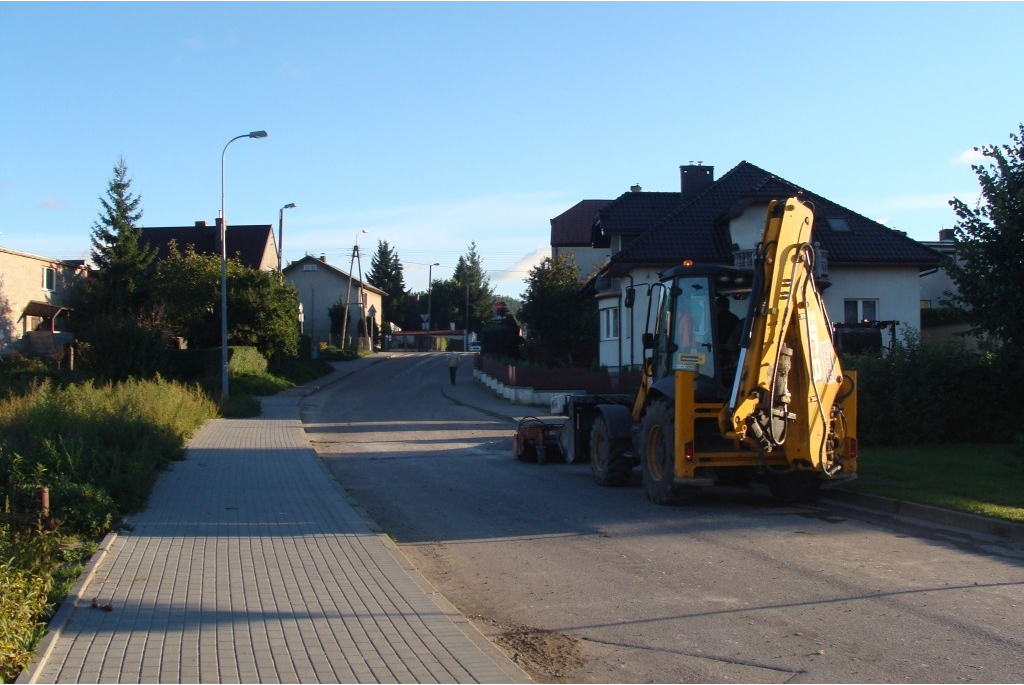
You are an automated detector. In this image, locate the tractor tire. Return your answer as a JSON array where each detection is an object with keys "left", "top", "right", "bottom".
[
  {"left": 640, "top": 398, "right": 677, "bottom": 504},
  {"left": 590, "top": 415, "right": 631, "bottom": 486}
]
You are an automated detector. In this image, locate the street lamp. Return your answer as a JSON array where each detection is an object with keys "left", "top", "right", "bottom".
[
  {"left": 220, "top": 129, "right": 268, "bottom": 400},
  {"left": 278, "top": 202, "right": 296, "bottom": 273},
  {"left": 340, "top": 229, "right": 369, "bottom": 349},
  {"left": 427, "top": 262, "right": 440, "bottom": 332}
]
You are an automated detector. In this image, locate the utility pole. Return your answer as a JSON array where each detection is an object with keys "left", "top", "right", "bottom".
[{"left": 340, "top": 229, "right": 368, "bottom": 349}]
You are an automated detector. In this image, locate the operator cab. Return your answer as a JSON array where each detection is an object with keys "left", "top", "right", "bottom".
[{"left": 646, "top": 263, "right": 753, "bottom": 402}]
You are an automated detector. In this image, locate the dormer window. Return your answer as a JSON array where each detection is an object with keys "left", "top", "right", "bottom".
[{"left": 826, "top": 217, "right": 851, "bottom": 232}]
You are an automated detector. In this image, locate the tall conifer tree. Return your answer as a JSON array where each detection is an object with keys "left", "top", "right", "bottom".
[
  {"left": 89, "top": 157, "right": 156, "bottom": 312},
  {"left": 366, "top": 240, "right": 407, "bottom": 328}
]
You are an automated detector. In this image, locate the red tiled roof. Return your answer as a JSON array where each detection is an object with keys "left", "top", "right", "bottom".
[{"left": 550, "top": 200, "right": 611, "bottom": 246}]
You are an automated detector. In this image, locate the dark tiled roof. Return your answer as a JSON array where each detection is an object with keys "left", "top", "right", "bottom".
[
  {"left": 140, "top": 222, "right": 274, "bottom": 270},
  {"left": 550, "top": 200, "right": 611, "bottom": 246},
  {"left": 593, "top": 192, "right": 683, "bottom": 247},
  {"left": 615, "top": 161, "right": 941, "bottom": 269}
]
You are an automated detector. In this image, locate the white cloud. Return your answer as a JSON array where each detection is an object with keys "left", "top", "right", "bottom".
[
  {"left": 488, "top": 245, "right": 549, "bottom": 290},
  {"left": 954, "top": 148, "right": 985, "bottom": 165},
  {"left": 38, "top": 198, "right": 66, "bottom": 210}
]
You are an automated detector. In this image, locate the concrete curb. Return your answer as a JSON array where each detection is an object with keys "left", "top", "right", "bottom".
[
  {"left": 440, "top": 385, "right": 521, "bottom": 426},
  {"left": 824, "top": 488, "right": 1024, "bottom": 541},
  {"left": 297, "top": 397, "right": 532, "bottom": 684},
  {"left": 374, "top": 532, "right": 532, "bottom": 684}
]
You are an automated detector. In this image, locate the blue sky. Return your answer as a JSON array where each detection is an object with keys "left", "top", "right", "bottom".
[{"left": 2, "top": 2, "right": 1021, "bottom": 298}]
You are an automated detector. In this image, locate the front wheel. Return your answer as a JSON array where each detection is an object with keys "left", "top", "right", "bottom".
[
  {"left": 590, "top": 415, "right": 631, "bottom": 486},
  {"left": 640, "top": 399, "right": 677, "bottom": 504}
]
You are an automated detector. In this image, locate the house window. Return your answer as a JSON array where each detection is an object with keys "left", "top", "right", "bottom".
[
  {"left": 844, "top": 299, "right": 878, "bottom": 324},
  {"left": 42, "top": 267, "right": 56, "bottom": 291},
  {"left": 602, "top": 308, "right": 619, "bottom": 340},
  {"left": 826, "top": 217, "right": 851, "bottom": 232},
  {"left": 302, "top": 263, "right": 318, "bottom": 271}
]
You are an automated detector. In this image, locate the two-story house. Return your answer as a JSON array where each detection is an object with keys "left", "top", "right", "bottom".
[
  {"left": 283, "top": 254, "right": 386, "bottom": 349},
  {"left": 560, "top": 161, "right": 941, "bottom": 372},
  {"left": 0, "top": 246, "right": 88, "bottom": 360}
]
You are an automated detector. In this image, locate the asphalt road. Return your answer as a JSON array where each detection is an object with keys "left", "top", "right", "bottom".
[{"left": 303, "top": 352, "right": 1024, "bottom": 683}]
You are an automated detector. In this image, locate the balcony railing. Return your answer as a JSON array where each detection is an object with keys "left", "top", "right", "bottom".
[{"left": 733, "top": 246, "right": 830, "bottom": 281}]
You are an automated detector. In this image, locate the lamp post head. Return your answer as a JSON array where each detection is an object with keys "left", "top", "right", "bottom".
[
  {"left": 282, "top": 203, "right": 296, "bottom": 210},
  {"left": 249, "top": 130, "right": 268, "bottom": 139}
]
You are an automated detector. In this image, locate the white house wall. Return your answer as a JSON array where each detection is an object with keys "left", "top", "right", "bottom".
[
  {"left": 598, "top": 264, "right": 921, "bottom": 370},
  {"left": 287, "top": 267, "right": 336, "bottom": 344},
  {"left": 822, "top": 265, "right": 922, "bottom": 346},
  {"left": 598, "top": 267, "right": 662, "bottom": 371},
  {"left": 919, "top": 243, "right": 956, "bottom": 308},
  {"left": 554, "top": 245, "right": 609, "bottom": 283},
  {"left": 728, "top": 204, "right": 772, "bottom": 249},
  {"left": 285, "top": 262, "right": 382, "bottom": 347}
]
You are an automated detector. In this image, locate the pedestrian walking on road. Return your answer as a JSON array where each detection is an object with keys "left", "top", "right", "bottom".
[{"left": 448, "top": 351, "right": 459, "bottom": 385}]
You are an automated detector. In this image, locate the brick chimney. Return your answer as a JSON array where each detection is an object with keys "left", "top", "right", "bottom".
[
  {"left": 680, "top": 163, "right": 714, "bottom": 202},
  {"left": 938, "top": 228, "right": 955, "bottom": 242},
  {"left": 320, "top": 253, "right": 327, "bottom": 263}
]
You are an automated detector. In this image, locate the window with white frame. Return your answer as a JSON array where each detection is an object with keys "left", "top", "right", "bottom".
[
  {"left": 844, "top": 298, "right": 878, "bottom": 324},
  {"left": 42, "top": 266, "right": 56, "bottom": 292},
  {"left": 601, "top": 307, "right": 619, "bottom": 340}
]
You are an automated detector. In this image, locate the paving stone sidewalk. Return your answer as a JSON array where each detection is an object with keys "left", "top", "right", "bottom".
[{"left": 21, "top": 363, "right": 527, "bottom": 684}]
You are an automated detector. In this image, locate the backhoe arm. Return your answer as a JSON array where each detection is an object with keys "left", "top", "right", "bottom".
[{"left": 721, "top": 197, "right": 851, "bottom": 474}]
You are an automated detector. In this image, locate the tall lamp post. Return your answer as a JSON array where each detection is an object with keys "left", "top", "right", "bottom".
[
  {"left": 340, "top": 229, "right": 368, "bottom": 349},
  {"left": 220, "top": 129, "right": 267, "bottom": 400},
  {"left": 427, "top": 262, "right": 440, "bottom": 332},
  {"left": 277, "top": 202, "right": 296, "bottom": 273}
]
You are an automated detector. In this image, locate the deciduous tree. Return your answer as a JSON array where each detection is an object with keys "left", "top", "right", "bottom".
[
  {"left": 518, "top": 254, "right": 597, "bottom": 367},
  {"left": 947, "top": 123, "right": 1024, "bottom": 349},
  {"left": 154, "top": 244, "right": 300, "bottom": 360}
]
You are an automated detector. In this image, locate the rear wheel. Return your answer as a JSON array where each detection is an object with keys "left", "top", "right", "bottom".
[
  {"left": 641, "top": 399, "right": 677, "bottom": 504},
  {"left": 590, "top": 415, "right": 631, "bottom": 486}
]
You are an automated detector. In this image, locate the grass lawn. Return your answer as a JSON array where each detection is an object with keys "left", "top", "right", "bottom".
[{"left": 849, "top": 443, "right": 1024, "bottom": 523}]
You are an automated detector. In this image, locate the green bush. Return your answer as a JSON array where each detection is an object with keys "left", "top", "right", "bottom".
[
  {"left": 0, "top": 557, "right": 51, "bottom": 683},
  {"left": 316, "top": 347, "right": 360, "bottom": 361},
  {"left": 73, "top": 313, "right": 170, "bottom": 382},
  {"left": 0, "top": 377, "right": 218, "bottom": 534},
  {"left": 843, "top": 332, "right": 1015, "bottom": 446},
  {"left": 49, "top": 479, "right": 116, "bottom": 538},
  {"left": 0, "top": 354, "right": 67, "bottom": 399},
  {"left": 228, "top": 346, "right": 267, "bottom": 375}
]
